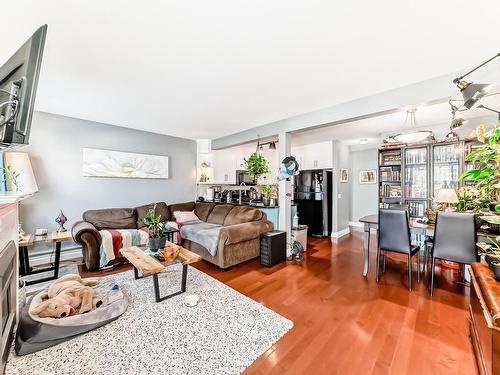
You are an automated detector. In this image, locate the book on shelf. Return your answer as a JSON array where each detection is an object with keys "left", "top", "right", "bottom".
[
  {"left": 379, "top": 167, "right": 401, "bottom": 182},
  {"left": 379, "top": 184, "right": 402, "bottom": 198}
]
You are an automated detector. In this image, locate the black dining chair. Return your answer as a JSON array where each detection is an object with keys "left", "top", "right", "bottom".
[
  {"left": 377, "top": 209, "right": 421, "bottom": 291},
  {"left": 429, "top": 211, "right": 478, "bottom": 296}
]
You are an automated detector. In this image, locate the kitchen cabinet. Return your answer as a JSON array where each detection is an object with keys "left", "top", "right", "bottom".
[
  {"left": 292, "top": 141, "right": 332, "bottom": 170},
  {"left": 213, "top": 143, "right": 279, "bottom": 185},
  {"left": 213, "top": 148, "right": 237, "bottom": 184}
]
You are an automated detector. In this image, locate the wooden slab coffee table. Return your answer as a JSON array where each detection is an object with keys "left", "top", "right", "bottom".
[{"left": 121, "top": 243, "right": 201, "bottom": 303}]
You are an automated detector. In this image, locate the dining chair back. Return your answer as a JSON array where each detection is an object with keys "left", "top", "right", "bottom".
[
  {"left": 430, "top": 211, "right": 478, "bottom": 295},
  {"left": 433, "top": 212, "right": 477, "bottom": 264},
  {"left": 378, "top": 209, "right": 420, "bottom": 290},
  {"left": 379, "top": 209, "right": 411, "bottom": 254}
]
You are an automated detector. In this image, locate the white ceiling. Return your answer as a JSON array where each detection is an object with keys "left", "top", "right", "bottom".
[
  {"left": 291, "top": 100, "right": 500, "bottom": 150},
  {"left": 2, "top": 1, "right": 500, "bottom": 139}
]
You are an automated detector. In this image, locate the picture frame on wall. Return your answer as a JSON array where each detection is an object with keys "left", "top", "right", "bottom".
[
  {"left": 359, "top": 169, "right": 377, "bottom": 184},
  {"left": 340, "top": 168, "right": 348, "bottom": 183}
]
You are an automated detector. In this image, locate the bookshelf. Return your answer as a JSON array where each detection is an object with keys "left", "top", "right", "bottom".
[
  {"left": 378, "top": 148, "right": 403, "bottom": 208},
  {"left": 378, "top": 140, "right": 472, "bottom": 218}
]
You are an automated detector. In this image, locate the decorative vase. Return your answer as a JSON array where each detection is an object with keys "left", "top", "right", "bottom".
[
  {"left": 491, "top": 261, "right": 500, "bottom": 282},
  {"left": 148, "top": 237, "right": 166, "bottom": 252},
  {"left": 263, "top": 197, "right": 270, "bottom": 206}
]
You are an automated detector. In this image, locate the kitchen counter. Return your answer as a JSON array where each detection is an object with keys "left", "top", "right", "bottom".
[{"left": 197, "top": 200, "right": 297, "bottom": 230}]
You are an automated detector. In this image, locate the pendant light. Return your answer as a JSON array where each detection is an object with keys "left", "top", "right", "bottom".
[
  {"left": 453, "top": 52, "right": 500, "bottom": 110},
  {"left": 393, "top": 109, "right": 432, "bottom": 144}
]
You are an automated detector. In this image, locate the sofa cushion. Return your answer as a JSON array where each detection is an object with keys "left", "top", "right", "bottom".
[
  {"left": 194, "top": 202, "right": 216, "bottom": 221},
  {"left": 206, "top": 205, "right": 234, "bottom": 225},
  {"left": 83, "top": 208, "right": 137, "bottom": 230},
  {"left": 173, "top": 211, "right": 200, "bottom": 224},
  {"left": 135, "top": 202, "right": 170, "bottom": 228},
  {"left": 169, "top": 202, "right": 196, "bottom": 219},
  {"left": 223, "top": 206, "right": 263, "bottom": 226}
]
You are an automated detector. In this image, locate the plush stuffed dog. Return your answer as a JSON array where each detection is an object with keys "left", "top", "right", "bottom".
[{"left": 31, "top": 274, "right": 102, "bottom": 318}]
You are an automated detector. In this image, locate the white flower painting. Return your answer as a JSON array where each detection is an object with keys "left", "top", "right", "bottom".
[{"left": 82, "top": 148, "right": 169, "bottom": 179}]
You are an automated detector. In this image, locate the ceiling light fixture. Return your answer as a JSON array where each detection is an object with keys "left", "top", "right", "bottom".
[
  {"left": 255, "top": 136, "right": 278, "bottom": 153},
  {"left": 449, "top": 98, "right": 467, "bottom": 130},
  {"left": 393, "top": 109, "right": 432, "bottom": 144},
  {"left": 453, "top": 52, "right": 500, "bottom": 109},
  {"left": 359, "top": 138, "right": 369, "bottom": 145}
]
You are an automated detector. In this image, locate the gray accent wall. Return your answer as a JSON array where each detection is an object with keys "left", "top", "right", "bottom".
[
  {"left": 20, "top": 111, "right": 197, "bottom": 234},
  {"left": 332, "top": 141, "right": 351, "bottom": 234},
  {"left": 349, "top": 148, "right": 379, "bottom": 223}
]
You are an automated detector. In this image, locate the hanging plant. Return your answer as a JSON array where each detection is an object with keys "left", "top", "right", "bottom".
[{"left": 243, "top": 153, "right": 270, "bottom": 182}]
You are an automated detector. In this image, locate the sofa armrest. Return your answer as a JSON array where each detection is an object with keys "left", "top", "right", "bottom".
[
  {"left": 219, "top": 220, "right": 273, "bottom": 246},
  {"left": 72, "top": 221, "right": 102, "bottom": 271}
]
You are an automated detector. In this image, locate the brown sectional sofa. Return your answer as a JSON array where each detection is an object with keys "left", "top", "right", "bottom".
[{"left": 72, "top": 201, "right": 273, "bottom": 271}]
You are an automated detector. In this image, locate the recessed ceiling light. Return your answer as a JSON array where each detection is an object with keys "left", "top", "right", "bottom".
[{"left": 359, "top": 138, "right": 369, "bottom": 144}]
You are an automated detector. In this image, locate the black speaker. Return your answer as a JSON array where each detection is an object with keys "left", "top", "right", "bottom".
[{"left": 260, "top": 231, "right": 286, "bottom": 267}]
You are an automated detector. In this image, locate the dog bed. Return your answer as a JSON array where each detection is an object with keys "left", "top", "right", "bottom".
[{"left": 15, "top": 278, "right": 128, "bottom": 355}]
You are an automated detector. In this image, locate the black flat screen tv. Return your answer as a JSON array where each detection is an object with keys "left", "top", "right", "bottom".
[{"left": 0, "top": 25, "right": 47, "bottom": 148}]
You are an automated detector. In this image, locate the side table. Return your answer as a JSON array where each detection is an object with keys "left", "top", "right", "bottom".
[{"left": 19, "top": 231, "right": 73, "bottom": 285}]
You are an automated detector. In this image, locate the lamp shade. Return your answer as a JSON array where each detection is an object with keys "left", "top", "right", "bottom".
[
  {"left": 434, "top": 188, "right": 458, "bottom": 204},
  {"left": 459, "top": 82, "right": 491, "bottom": 109},
  {"left": 4, "top": 152, "right": 38, "bottom": 194}
]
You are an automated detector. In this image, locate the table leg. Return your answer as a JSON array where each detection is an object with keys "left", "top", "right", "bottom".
[
  {"left": 152, "top": 264, "right": 188, "bottom": 303},
  {"left": 53, "top": 241, "right": 62, "bottom": 280},
  {"left": 19, "top": 246, "right": 26, "bottom": 276},
  {"left": 23, "top": 246, "right": 31, "bottom": 274},
  {"left": 25, "top": 241, "right": 62, "bottom": 286},
  {"left": 363, "top": 223, "right": 370, "bottom": 277}
]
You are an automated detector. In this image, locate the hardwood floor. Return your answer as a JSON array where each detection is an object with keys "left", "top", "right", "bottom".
[{"left": 192, "top": 230, "right": 477, "bottom": 375}]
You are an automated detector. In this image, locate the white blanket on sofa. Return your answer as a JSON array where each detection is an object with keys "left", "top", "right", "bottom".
[{"left": 180, "top": 222, "right": 222, "bottom": 256}]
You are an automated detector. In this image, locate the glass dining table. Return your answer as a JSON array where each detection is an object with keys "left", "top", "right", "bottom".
[{"left": 358, "top": 214, "right": 494, "bottom": 277}]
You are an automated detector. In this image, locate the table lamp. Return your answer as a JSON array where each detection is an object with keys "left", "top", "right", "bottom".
[
  {"left": 4, "top": 152, "right": 38, "bottom": 237},
  {"left": 434, "top": 188, "right": 458, "bottom": 211}
]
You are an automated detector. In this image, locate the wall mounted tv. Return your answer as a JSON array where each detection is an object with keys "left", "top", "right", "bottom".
[{"left": 0, "top": 25, "right": 47, "bottom": 149}]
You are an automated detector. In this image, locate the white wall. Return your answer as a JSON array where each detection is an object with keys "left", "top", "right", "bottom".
[
  {"left": 349, "top": 148, "right": 379, "bottom": 223},
  {"left": 21, "top": 111, "right": 197, "bottom": 234}
]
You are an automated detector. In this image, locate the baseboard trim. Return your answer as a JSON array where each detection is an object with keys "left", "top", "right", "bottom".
[
  {"left": 349, "top": 221, "right": 364, "bottom": 229},
  {"left": 29, "top": 246, "right": 83, "bottom": 267},
  {"left": 331, "top": 227, "right": 350, "bottom": 238}
]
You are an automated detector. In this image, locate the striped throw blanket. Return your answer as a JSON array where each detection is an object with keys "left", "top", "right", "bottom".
[{"left": 99, "top": 229, "right": 150, "bottom": 268}]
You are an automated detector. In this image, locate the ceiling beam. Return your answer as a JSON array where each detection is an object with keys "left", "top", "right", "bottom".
[{"left": 211, "top": 70, "right": 463, "bottom": 150}]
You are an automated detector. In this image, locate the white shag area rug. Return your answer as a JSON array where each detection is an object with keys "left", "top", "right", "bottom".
[{"left": 7, "top": 264, "right": 293, "bottom": 375}]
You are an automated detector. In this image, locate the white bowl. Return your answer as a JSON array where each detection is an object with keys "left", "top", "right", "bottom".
[{"left": 184, "top": 294, "right": 200, "bottom": 307}]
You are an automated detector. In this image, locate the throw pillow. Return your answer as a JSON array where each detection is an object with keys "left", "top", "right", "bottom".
[{"left": 173, "top": 211, "right": 200, "bottom": 224}]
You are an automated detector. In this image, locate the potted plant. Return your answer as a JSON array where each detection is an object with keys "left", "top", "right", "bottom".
[
  {"left": 143, "top": 204, "right": 167, "bottom": 252},
  {"left": 454, "top": 186, "right": 491, "bottom": 229},
  {"left": 460, "top": 123, "right": 500, "bottom": 209},
  {"left": 477, "top": 239, "right": 500, "bottom": 281},
  {"left": 261, "top": 184, "right": 271, "bottom": 206},
  {"left": 243, "top": 153, "right": 270, "bottom": 183}
]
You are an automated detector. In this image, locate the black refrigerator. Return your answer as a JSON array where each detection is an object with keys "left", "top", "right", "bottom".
[{"left": 293, "top": 169, "right": 332, "bottom": 236}]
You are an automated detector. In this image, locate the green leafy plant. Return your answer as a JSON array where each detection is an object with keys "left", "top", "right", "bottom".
[
  {"left": 460, "top": 123, "right": 500, "bottom": 202},
  {"left": 142, "top": 204, "right": 166, "bottom": 238},
  {"left": 454, "top": 186, "right": 490, "bottom": 212},
  {"left": 243, "top": 153, "right": 270, "bottom": 181},
  {"left": 261, "top": 184, "right": 271, "bottom": 198}
]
